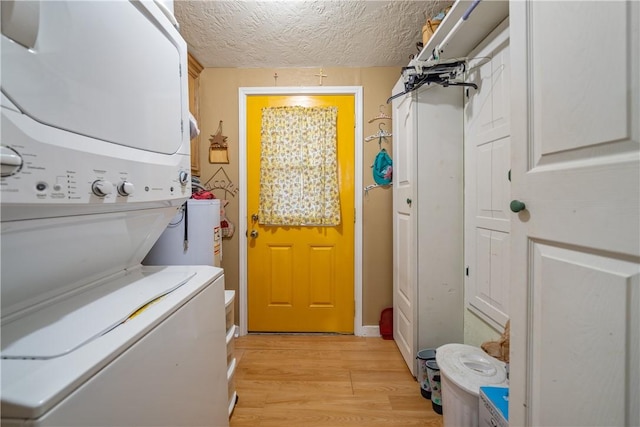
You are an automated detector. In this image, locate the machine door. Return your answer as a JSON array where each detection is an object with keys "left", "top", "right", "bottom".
[{"left": 1, "top": 1, "right": 186, "bottom": 154}]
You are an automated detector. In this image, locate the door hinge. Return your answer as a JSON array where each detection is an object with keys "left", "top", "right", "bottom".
[{"left": 354, "top": 208, "right": 356, "bottom": 223}]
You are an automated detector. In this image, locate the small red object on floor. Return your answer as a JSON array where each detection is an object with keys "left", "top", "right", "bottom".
[{"left": 379, "top": 307, "right": 393, "bottom": 340}]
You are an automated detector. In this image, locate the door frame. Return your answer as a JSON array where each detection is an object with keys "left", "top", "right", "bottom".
[{"left": 238, "top": 86, "right": 364, "bottom": 336}]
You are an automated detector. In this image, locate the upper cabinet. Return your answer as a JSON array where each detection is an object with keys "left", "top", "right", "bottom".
[{"left": 187, "top": 53, "right": 203, "bottom": 176}]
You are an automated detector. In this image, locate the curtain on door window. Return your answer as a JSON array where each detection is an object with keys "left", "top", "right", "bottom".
[{"left": 259, "top": 105, "right": 341, "bottom": 226}]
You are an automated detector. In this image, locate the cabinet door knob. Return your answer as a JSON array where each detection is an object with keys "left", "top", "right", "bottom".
[
  {"left": 510, "top": 200, "right": 526, "bottom": 213},
  {"left": 406, "top": 198, "right": 412, "bottom": 206}
]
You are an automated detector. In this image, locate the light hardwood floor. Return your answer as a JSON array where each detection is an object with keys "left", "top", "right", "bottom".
[{"left": 230, "top": 335, "right": 443, "bottom": 427}]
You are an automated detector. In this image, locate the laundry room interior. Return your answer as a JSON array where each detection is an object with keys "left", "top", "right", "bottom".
[{"left": 1, "top": 1, "right": 637, "bottom": 427}]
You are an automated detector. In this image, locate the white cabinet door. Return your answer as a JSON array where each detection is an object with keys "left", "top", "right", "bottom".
[
  {"left": 464, "top": 20, "right": 511, "bottom": 328},
  {"left": 510, "top": 2, "right": 639, "bottom": 426},
  {"left": 392, "top": 79, "right": 417, "bottom": 375}
]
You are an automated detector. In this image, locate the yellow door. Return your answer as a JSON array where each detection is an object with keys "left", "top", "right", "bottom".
[{"left": 247, "top": 94, "right": 355, "bottom": 333}]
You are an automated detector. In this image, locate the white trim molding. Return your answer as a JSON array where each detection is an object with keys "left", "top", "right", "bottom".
[
  {"left": 361, "top": 325, "right": 382, "bottom": 338},
  {"left": 238, "top": 86, "right": 364, "bottom": 336}
]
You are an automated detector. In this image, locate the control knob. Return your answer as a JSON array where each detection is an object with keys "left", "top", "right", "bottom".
[
  {"left": 117, "top": 181, "right": 135, "bottom": 196},
  {"left": 0, "top": 146, "right": 23, "bottom": 177},
  {"left": 92, "top": 180, "right": 114, "bottom": 197},
  {"left": 178, "top": 170, "right": 189, "bottom": 186}
]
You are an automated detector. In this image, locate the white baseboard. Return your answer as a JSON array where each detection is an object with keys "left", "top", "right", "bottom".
[
  {"left": 360, "top": 325, "right": 381, "bottom": 337},
  {"left": 238, "top": 325, "right": 381, "bottom": 337}
]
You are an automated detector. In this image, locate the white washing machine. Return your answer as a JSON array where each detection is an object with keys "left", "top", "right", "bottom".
[
  {"left": 1, "top": 265, "right": 228, "bottom": 427},
  {"left": 1, "top": 1, "right": 229, "bottom": 426}
]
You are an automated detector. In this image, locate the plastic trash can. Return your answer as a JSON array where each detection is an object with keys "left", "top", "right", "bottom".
[
  {"left": 416, "top": 348, "right": 437, "bottom": 399},
  {"left": 426, "top": 359, "right": 443, "bottom": 414}
]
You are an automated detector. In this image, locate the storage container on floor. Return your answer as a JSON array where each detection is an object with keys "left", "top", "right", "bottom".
[
  {"left": 436, "top": 344, "right": 507, "bottom": 427},
  {"left": 426, "top": 359, "right": 442, "bottom": 414},
  {"left": 416, "top": 348, "right": 436, "bottom": 399}
]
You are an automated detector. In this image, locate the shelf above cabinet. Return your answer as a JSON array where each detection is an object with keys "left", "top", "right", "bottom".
[{"left": 417, "top": 0, "right": 509, "bottom": 62}]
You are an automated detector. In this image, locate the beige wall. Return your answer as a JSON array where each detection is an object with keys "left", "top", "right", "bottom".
[
  {"left": 464, "top": 309, "right": 501, "bottom": 347},
  {"left": 197, "top": 67, "right": 401, "bottom": 327}
]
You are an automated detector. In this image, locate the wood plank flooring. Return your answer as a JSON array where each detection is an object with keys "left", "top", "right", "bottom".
[{"left": 230, "top": 335, "right": 443, "bottom": 427}]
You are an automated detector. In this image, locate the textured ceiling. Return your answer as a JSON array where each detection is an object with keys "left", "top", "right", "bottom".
[{"left": 174, "top": 1, "right": 452, "bottom": 68}]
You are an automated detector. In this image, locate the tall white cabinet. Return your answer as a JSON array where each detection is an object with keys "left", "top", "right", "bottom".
[
  {"left": 391, "top": 80, "right": 465, "bottom": 375},
  {"left": 391, "top": 0, "right": 510, "bottom": 375}
]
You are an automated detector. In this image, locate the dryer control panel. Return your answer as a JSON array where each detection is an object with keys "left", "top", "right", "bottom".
[{"left": 1, "top": 104, "right": 191, "bottom": 221}]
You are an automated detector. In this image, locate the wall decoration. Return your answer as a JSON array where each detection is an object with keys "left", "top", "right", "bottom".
[
  {"left": 203, "top": 166, "right": 239, "bottom": 200},
  {"left": 208, "top": 120, "right": 229, "bottom": 163},
  {"left": 314, "top": 68, "right": 328, "bottom": 86}
]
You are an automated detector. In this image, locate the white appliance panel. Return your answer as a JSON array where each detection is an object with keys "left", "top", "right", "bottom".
[
  {"left": 0, "top": 79, "right": 190, "bottom": 220},
  {"left": 1, "top": 1, "right": 185, "bottom": 155},
  {"left": 2, "top": 268, "right": 196, "bottom": 359},
  {"left": 1, "top": 266, "right": 227, "bottom": 426},
  {"left": 143, "top": 199, "right": 221, "bottom": 267},
  {"left": 1, "top": 207, "right": 177, "bottom": 318}
]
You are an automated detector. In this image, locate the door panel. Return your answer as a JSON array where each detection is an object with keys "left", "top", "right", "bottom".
[
  {"left": 491, "top": 137, "right": 510, "bottom": 222},
  {"left": 308, "top": 245, "right": 335, "bottom": 307},
  {"left": 530, "top": 244, "right": 638, "bottom": 427},
  {"left": 510, "top": 1, "right": 639, "bottom": 425},
  {"left": 477, "top": 144, "right": 494, "bottom": 219},
  {"left": 246, "top": 95, "right": 355, "bottom": 333},
  {"left": 395, "top": 212, "right": 414, "bottom": 365},
  {"left": 268, "top": 245, "right": 293, "bottom": 305},
  {"left": 488, "top": 230, "right": 509, "bottom": 314},
  {"left": 472, "top": 229, "right": 509, "bottom": 324},
  {"left": 392, "top": 78, "right": 417, "bottom": 374}
]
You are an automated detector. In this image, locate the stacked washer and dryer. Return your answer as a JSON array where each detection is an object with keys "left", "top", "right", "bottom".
[{"left": 1, "top": 2, "right": 229, "bottom": 426}]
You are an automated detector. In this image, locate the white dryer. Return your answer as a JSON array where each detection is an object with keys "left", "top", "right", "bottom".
[{"left": 1, "top": 2, "right": 229, "bottom": 426}]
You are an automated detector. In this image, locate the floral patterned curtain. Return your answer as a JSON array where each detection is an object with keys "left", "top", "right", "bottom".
[{"left": 259, "top": 106, "right": 341, "bottom": 226}]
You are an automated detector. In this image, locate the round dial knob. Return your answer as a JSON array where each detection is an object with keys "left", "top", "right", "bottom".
[
  {"left": 178, "top": 171, "right": 189, "bottom": 186},
  {"left": 92, "top": 180, "right": 114, "bottom": 197},
  {"left": 117, "top": 181, "right": 135, "bottom": 196},
  {"left": 0, "top": 146, "right": 23, "bottom": 177}
]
